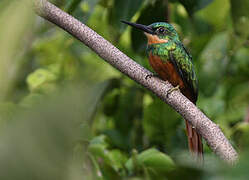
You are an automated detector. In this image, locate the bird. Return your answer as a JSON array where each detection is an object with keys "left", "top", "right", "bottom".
[{"left": 121, "top": 20, "right": 203, "bottom": 161}]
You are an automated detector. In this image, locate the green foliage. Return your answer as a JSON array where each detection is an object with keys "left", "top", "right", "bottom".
[
  {"left": 143, "top": 98, "right": 183, "bottom": 153},
  {"left": 0, "top": 0, "right": 249, "bottom": 179},
  {"left": 199, "top": 32, "right": 229, "bottom": 95},
  {"left": 27, "top": 66, "right": 59, "bottom": 93},
  {"left": 108, "top": 0, "right": 143, "bottom": 31},
  {"left": 178, "top": 0, "right": 214, "bottom": 16},
  {"left": 125, "top": 148, "right": 175, "bottom": 175}
]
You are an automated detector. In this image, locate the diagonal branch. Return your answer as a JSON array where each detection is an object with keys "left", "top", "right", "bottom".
[{"left": 34, "top": 0, "right": 238, "bottom": 164}]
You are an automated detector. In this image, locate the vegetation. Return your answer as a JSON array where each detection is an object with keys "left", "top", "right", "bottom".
[{"left": 0, "top": 0, "right": 248, "bottom": 179}]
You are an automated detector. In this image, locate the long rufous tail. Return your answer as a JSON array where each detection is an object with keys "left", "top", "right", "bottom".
[{"left": 185, "top": 120, "right": 203, "bottom": 162}]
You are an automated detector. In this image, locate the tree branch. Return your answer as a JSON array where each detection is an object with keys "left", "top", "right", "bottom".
[{"left": 34, "top": 0, "right": 238, "bottom": 164}]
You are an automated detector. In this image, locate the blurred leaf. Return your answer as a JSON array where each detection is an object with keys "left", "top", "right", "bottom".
[
  {"left": 88, "top": 135, "right": 128, "bottom": 177},
  {"left": 195, "top": 0, "right": 214, "bottom": 11},
  {"left": 198, "top": 86, "right": 225, "bottom": 121},
  {"left": 143, "top": 98, "right": 182, "bottom": 152},
  {"left": 103, "top": 129, "right": 128, "bottom": 150},
  {"left": 199, "top": 32, "right": 229, "bottom": 96},
  {"left": 114, "top": 87, "right": 143, "bottom": 134},
  {"left": 178, "top": 0, "right": 214, "bottom": 16},
  {"left": 231, "top": 47, "right": 249, "bottom": 76},
  {"left": 218, "top": 82, "right": 249, "bottom": 125},
  {"left": 19, "top": 93, "right": 44, "bottom": 108},
  {"left": 0, "top": 102, "right": 18, "bottom": 125},
  {"left": 125, "top": 148, "right": 175, "bottom": 175},
  {"left": 98, "top": 0, "right": 110, "bottom": 8},
  {"left": 103, "top": 86, "right": 144, "bottom": 151},
  {"left": 82, "top": 80, "right": 114, "bottom": 122},
  {"left": 70, "top": 0, "right": 100, "bottom": 22},
  {"left": 230, "top": 0, "right": 249, "bottom": 37},
  {"left": 0, "top": 85, "right": 99, "bottom": 180},
  {"left": 89, "top": 135, "right": 110, "bottom": 149},
  {"left": 221, "top": 153, "right": 249, "bottom": 180},
  {"left": 26, "top": 67, "right": 58, "bottom": 93},
  {"left": 0, "top": 0, "right": 34, "bottom": 101},
  {"left": 109, "top": 0, "right": 143, "bottom": 31},
  {"left": 65, "top": 0, "right": 82, "bottom": 14},
  {"left": 79, "top": 51, "right": 121, "bottom": 83},
  {"left": 196, "top": 0, "right": 230, "bottom": 30},
  {"left": 102, "top": 88, "right": 120, "bottom": 116},
  {"left": 234, "top": 122, "right": 249, "bottom": 150}
]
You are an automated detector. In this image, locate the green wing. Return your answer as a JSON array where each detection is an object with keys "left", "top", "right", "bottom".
[{"left": 169, "top": 42, "right": 198, "bottom": 103}]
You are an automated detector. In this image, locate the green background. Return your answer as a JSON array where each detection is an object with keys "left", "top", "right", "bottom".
[{"left": 0, "top": 0, "right": 248, "bottom": 179}]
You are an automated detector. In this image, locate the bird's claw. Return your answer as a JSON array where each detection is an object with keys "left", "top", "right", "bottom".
[{"left": 166, "top": 85, "right": 180, "bottom": 97}]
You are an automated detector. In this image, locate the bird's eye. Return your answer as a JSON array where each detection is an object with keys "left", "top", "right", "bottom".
[{"left": 157, "top": 27, "right": 165, "bottom": 34}]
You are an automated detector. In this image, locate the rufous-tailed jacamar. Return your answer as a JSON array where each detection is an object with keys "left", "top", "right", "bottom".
[{"left": 122, "top": 20, "right": 203, "bottom": 160}]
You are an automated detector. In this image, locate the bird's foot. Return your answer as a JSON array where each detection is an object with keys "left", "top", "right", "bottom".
[
  {"left": 166, "top": 85, "right": 180, "bottom": 97},
  {"left": 145, "top": 73, "right": 159, "bottom": 80}
]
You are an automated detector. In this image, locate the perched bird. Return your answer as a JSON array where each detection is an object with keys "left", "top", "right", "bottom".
[{"left": 122, "top": 20, "right": 203, "bottom": 161}]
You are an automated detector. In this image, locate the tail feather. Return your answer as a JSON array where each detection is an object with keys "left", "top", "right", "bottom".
[{"left": 185, "top": 120, "right": 203, "bottom": 163}]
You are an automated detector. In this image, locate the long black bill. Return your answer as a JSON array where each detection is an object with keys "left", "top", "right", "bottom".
[{"left": 121, "top": 20, "right": 154, "bottom": 34}]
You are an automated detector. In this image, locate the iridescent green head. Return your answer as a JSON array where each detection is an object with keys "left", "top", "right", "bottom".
[{"left": 121, "top": 21, "right": 179, "bottom": 44}]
